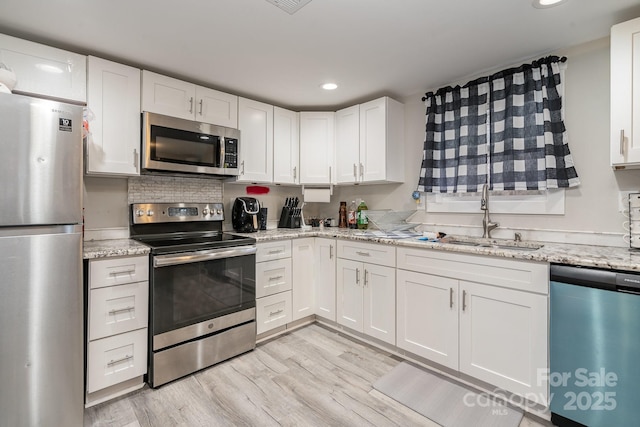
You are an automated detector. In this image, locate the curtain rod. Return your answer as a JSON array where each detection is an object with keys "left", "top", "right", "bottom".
[{"left": 421, "top": 55, "right": 567, "bottom": 101}]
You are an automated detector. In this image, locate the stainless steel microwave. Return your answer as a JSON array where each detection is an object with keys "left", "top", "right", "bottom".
[{"left": 142, "top": 111, "right": 240, "bottom": 177}]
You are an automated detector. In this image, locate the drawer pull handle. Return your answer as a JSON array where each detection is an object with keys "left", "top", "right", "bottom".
[
  {"left": 108, "top": 266, "right": 135, "bottom": 276},
  {"left": 356, "top": 251, "right": 370, "bottom": 257},
  {"left": 268, "top": 250, "right": 283, "bottom": 255},
  {"left": 108, "top": 306, "right": 134, "bottom": 315},
  {"left": 268, "top": 275, "right": 284, "bottom": 281},
  {"left": 107, "top": 354, "right": 133, "bottom": 366},
  {"left": 269, "top": 309, "right": 284, "bottom": 316}
]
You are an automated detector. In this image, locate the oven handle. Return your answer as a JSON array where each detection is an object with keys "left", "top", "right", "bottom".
[{"left": 153, "top": 245, "right": 257, "bottom": 268}]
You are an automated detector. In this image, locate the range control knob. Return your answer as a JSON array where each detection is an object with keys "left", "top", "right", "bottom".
[
  {"left": 202, "top": 208, "right": 210, "bottom": 216},
  {"left": 135, "top": 209, "right": 144, "bottom": 217},
  {"left": 216, "top": 209, "right": 223, "bottom": 215},
  {"left": 146, "top": 210, "right": 154, "bottom": 216}
]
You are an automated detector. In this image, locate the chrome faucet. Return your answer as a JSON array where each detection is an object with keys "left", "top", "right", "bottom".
[{"left": 481, "top": 183, "right": 499, "bottom": 238}]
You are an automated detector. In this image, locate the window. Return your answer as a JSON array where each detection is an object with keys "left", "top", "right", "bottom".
[{"left": 417, "top": 56, "right": 579, "bottom": 214}]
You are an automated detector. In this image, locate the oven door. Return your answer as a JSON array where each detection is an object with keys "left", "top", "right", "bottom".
[{"left": 150, "top": 245, "right": 256, "bottom": 351}]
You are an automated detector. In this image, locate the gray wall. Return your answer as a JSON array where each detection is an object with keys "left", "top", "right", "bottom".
[{"left": 84, "top": 37, "right": 640, "bottom": 239}]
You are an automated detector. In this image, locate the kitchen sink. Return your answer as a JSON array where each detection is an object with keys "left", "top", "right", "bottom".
[{"left": 440, "top": 237, "right": 544, "bottom": 251}]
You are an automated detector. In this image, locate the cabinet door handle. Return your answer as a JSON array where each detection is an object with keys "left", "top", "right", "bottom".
[
  {"left": 107, "top": 354, "right": 133, "bottom": 366},
  {"left": 329, "top": 245, "right": 333, "bottom": 259},
  {"left": 359, "top": 162, "right": 364, "bottom": 179},
  {"left": 356, "top": 268, "right": 360, "bottom": 285},
  {"left": 364, "top": 269, "right": 369, "bottom": 287},
  {"left": 189, "top": 97, "right": 194, "bottom": 114},
  {"left": 109, "top": 306, "right": 134, "bottom": 315},
  {"left": 268, "top": 275, "right": 284, "bottom": 281},
  {"left": 329, "top": 166, "right": 332, "bottom": 182},
  {"left": 199, "top": 99, "right": 203, "bottom": 116},
  {"left": 353, "top": 163, "right": 358, "bottom": 181},
  {"left": 293, "top": 166, "right": 297, "bottom": 180},
  {"left": 133, "top": 148, "right": 139, "bottom": 172},
  {"left": 269, "top": 309, "right": 284, "bottom": 316},
  {"left": 241, "top": 160, "right": 245, "bottom": 175},
  {"left": 450, "top": 288, "right": 454, "bottom": 308},
  {"left": 356, "top": 251, "right": 370, "bottom": 257},
  {"left": 620, "top": 129, "right": 625, "bottom": 156},
  {"left": 462, "top": 290, "right": 467, "bottom": 311}
]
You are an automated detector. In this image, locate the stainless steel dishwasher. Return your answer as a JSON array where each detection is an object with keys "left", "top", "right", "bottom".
[{"left": 550, "top": 264, "right": 640, "bottom": 427}]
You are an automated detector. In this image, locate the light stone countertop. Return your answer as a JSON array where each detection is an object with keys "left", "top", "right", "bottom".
[
  {"left": 232, "top": 228, "right": 640, "bottom": 272},
  {"left": 82, "top": 228, "right": 640, "bottom": 272},
  {"left": 83, "top": 238, "right": 151, "bottom": 260}
]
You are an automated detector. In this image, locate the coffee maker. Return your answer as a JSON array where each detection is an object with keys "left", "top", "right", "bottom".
[{"left": 232, "top": 197, "right": 260, "bottom": 232}]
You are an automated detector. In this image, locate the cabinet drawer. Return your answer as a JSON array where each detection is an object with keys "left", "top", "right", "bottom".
[
  {"left": 256, "top": 240, "right": 292, "bottom": 262},
  {"left": 86, "top": 328, "right": 147, "bottom": 393},
  {"left": 256, "top": 258, "right": 292, "bottom": 298},
  {"left": 397, "top": 247, "right": 549, "bottom": 294},
  {"left": 89, "top": 255, "right": 148, "bottom": 289},
  {"left": 256, "top": 291, "right": 292, "bottom": 335},
  {"left": 337, "top": 240, "right": 396, "bottom": 267},
  {"left": 89, "top": 281, "right": 149, "bottom": 341}
]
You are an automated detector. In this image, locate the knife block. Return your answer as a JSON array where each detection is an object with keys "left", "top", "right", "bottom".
[{"left": 278, "top": 207, "right": 301, "bottom": 229}]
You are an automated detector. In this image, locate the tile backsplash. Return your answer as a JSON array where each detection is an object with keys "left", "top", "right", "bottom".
[{"left": 128, "top": 175, "right": 223, "bottom": 204}]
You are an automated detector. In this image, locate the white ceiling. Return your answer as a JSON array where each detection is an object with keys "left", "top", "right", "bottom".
[{"left": 0, "top": 0, "right": 639, "bottom": 110}]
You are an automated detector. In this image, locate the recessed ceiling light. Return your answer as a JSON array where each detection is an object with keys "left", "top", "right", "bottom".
[
  {"left": 532, "top": 0, "right": 568, "bottom": 9},
  {"left": 321, "top": 83, "right": 338, "bottom": 90}
]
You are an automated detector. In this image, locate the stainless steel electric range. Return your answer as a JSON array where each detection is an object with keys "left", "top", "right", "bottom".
[{"left": 130, "top": 202, "right": 256, "bottom": 387}]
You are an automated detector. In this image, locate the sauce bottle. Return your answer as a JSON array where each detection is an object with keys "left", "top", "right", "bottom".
[{"left": 348, "top": 200, "right": 357, "bottom": 229}]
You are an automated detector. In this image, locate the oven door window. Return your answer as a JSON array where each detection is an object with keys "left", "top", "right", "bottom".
[
  {"left": 152, "top": 254, "right": 255, "bottom": 335},
  {"left": 150, "top": 125, "right": 220, "bottom": 167}
]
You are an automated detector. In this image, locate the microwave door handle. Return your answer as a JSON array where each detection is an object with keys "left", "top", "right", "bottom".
[
  {"left": 220, "top": 138, "right": 225, "bottom": 168},
  {"left": 153, "top": 245, "right": 257, "bottom": 268}
]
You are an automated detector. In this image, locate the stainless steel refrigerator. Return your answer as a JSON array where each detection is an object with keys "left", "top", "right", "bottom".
[{"left": 0, "top": 93, "right": 83, "bottom": 426}]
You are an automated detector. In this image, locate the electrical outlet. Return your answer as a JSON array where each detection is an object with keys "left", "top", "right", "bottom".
[{"left": 619, "top": 190, "right": 640, "bottom": 212}]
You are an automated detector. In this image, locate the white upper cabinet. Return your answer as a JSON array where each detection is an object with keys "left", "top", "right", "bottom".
[
  {"left": 299, "top": 112, "right": 335, "bottom": 184},
  {"left": 196, "top": 86, "right": 238, "bottom": 128},
  {"left": 237, "top": 97, "right": 274, "bottom": 183},
  {"left": 335, "top": 105, "right": 360, "bottom": 183},
  {"left": 611, "top": 17, "right": 640, "bottom": 169},
  {"left": 86, "top": 56, "right": 141, "bottom": 177},
  {"left": 0, "top": 33, "right": 86, "bottom": 103},
  {"left": 334, "top": 97, "right": 405, "bottom": 184},
  {"left": 273, "top": 106, "right": 299, "bottom": 185},
  {"left": 141, "top": 70, "right": 238, "bottom": 127},
  {"left": 359, "top": 97, "right": 404, "bottom": 183}
]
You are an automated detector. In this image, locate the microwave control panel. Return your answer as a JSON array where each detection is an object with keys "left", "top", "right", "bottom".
[{"left": 223, "top": 138, "right": 238, "bottom": 169}]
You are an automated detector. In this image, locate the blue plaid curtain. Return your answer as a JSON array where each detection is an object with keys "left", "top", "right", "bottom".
[{"left": 418, "top": 56, "right": 579, "bottom": 193}]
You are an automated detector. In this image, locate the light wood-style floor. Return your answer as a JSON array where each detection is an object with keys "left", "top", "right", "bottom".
[{"left": 84, "top": 324, "right": 551, "bottom": 427}]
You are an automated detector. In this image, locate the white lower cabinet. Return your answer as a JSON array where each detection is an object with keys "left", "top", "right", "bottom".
[
  {"left": 396, "top": 269, "right": 458, "bottom": 370},
  {"left": 86, "top": 328, "right": 147, "bottom": 393},
  {"left": 396, "top": 247, "right": 549, "bottom": 406},
  {"left": 256, "top": 290, "right": 292, "bottom": 335},
  {"left": 85, "top": 255, "right": 149, "bottom": 407},
  {"left": 256, "top": 241, "right": 293, "bottom": 335},
  {"left": 315, "top": 238, "right": 336, "bottom": 321},
  {"left": 458, "top": 280, "right": 548, "bottom": 404},
  {"left": 336, "top": 241, "right": 396, "bottom": 345},
  {"left": 292, "top": 238, "right": 315, "bottom": 321}
]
